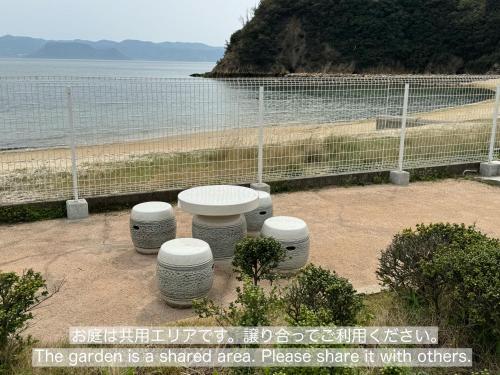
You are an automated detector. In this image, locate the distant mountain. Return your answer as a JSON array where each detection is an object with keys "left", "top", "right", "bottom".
[
  {"left": 0, "top": 35, "right": 224, "bottom": 61},
  {"left": 87, "top": 40, "right": 225, "bottom": 61},
  {"left": 0, "top": 35, "right": 45, "bottom": 57},
  {"left": 28, "top": 41, "right": 127, "bottom": 60}
]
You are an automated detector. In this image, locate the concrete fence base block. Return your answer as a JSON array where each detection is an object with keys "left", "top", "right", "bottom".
[
  {"left": 66, "top": 199, "right": 89, "bottom": 220},
  {"left": 479, "top": 162, "right": 500, "bottom": 177},
  {"left": 390, "top": 170, "right": 410, "bottom": 186},
  {"left": 250, "top": 182, "right": 271, "bottom": 193}
]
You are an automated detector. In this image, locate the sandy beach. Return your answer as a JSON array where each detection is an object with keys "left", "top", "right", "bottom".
[
  {"left": 0, "top": 77, "right": 498, "bottom": 203},
  {"left": 1, "top": 77, "right": 497, "bottom": 167},
  {"left": 0, "top": 100, "right": 493, "bottom": 172}
]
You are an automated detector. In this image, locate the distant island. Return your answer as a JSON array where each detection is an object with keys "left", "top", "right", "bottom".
[
  {"left": 210, "top": 0, "right": 500, "bottom": 76},
  {"left": 29, "top": 41, "right": 127, "bottom": 60},
  {"left": 0, "top": 35, "right": 224, "bottom": 61}
]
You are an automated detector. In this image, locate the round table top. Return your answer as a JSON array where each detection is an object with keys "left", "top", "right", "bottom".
[{"left": 178, "top": 185, "right": 259, "bottom": 216}]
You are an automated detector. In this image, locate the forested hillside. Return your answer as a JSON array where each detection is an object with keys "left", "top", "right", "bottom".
[{"left": 212, "top": 0, "right": 500, "bottom": 75}]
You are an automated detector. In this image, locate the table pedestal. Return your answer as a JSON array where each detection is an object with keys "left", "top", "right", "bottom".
[{"left": 192, "top": 214, "right": 247, "bottom": 260}]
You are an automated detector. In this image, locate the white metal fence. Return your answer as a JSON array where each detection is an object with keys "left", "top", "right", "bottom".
[{"left": 1, "top": 75, "right": 499, "bottom": 205}]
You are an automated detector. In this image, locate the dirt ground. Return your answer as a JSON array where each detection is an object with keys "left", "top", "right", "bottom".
[{"left": 1, "top": 179, "right": 500, "bottom": 343}]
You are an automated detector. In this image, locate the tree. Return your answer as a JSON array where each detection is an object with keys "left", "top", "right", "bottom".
[
  {"left": 0, "top": 269, "right": 62, "bottom": 370},
  {"left": 232, "top": 236, "right": 287, "bottom": 285}
]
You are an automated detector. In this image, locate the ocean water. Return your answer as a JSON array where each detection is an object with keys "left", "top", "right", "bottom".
[
  {"left": 0, "top": 59, "right": 495, "bottom": 149},
  {"left": 0, "top": 58, "right": 215, "bottom": 78}
]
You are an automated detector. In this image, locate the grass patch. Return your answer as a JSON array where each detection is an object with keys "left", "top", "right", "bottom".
[
  {"left": 1, "top": 123, "right": 496, "bottom": 220},
  {"left": 0, "top": 202, "right": 66, "bottom": 224},
  {"left": 4, "top": 292, "right": 498, "bottom": 374}
]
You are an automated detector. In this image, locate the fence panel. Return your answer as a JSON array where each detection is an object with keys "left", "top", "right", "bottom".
[
  {"left": 0, "top": 75, "right": 499, "bottom": 206},
  {"left": 71, "top": 78, "right": 260, "bottom": 198},
  {"left": 0, "top": 77, "right": 73, "bottom": 203},
  {"left": 402, "top": 78, "right": 496, "bottom": 168},
  {"left": 262, "top": 78, "right": 405, "bottom": 180}
]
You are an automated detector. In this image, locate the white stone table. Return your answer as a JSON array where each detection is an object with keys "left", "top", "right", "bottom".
[{"left": 178, "top": 185, "right": 259, "bottom": 260}]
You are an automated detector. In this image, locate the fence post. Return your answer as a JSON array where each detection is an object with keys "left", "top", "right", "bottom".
[
  {"left": 250, "top": 86, "right": 270, "bottom": 193},
  {"left": 398, "top": 83, "right": 410, "bottom": 172},
  {"left": 257, "top": 86, "right": 264, "bottom": 183},
  {"left": 390, "top": 83, "right": 411, "bottom": 186},
  {"left": 384, "top": 81, "right": 391, "bottom": 118},
  {"left": 487, "top": 85, "right": 500, "bottom": 163},
  {"left": 66, "top": 86, "right": 79, "bottom": 200},
  {"left": 65, "top": 86, "right": 88, "bottom": 219},
  {"left": 480, "top": 84, "right": 500, "bottom": 177}
]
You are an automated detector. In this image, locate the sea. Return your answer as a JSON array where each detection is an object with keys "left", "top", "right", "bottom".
[
  {"left": 0, "top": 58, "right": 494, "bottom": 149},
  {"left": 0, "top": 58, "right": 215, "bottom": 78}
]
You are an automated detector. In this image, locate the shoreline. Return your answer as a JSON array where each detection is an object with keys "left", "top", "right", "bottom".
[
  {"left": 1, "top": 76, "right": 498, "bottom": 177},
  {"left": 194, "top": 72, "right": 500, "bottom": 81},
  {"left": 2, "top": 76, "right": 497, "bottom": 155},
  {"left": 0, "top": 99, "right": 495, "bottom": 173}
]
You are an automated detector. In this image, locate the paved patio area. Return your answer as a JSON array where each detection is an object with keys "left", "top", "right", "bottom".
[{"left": 1, "top": 179, "right": 500, "bottom": 342}]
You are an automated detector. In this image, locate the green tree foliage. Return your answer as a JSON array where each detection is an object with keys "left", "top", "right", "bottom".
[
  {"left": 216, "top": 0, "right": 500, "bottom": 74},
  {"left": 378, "top": 367, "right": 410, "bottom": 375},
  {"left": 376, "top": 223, "right": 494, "bottom": 305},
  {"left": 377, "top": 223, "right": 500, "bottom": 359},
  {"left": 282, "top": 264, "right": 362, "bottom": 326},
  {"left": 423, "top": 240, "right": 500, "bottom": 356},
  {"left": 193, "top": 278, "right": 281, "bottom": 326},
  {"left": 233, "top": 237, "right": 287, "bottom": 285},
  {"left": 0, "top": 269, "right": 48, "bottom": 371}
]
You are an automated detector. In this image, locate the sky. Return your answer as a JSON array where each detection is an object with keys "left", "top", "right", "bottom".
[{"left": 0, "top": 0, "right": 259, "bottom": 46}]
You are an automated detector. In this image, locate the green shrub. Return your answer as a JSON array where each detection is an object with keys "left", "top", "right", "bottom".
[
  {"left": 378, "top": 367, "right": 410, "bottom": 375},
  {"left": 282, "top": 264, "right": 362, "bottom": 326},
  {"left": 422, "top": 240, "right": 500, "bottom": 355},
  {"left": 376, "top": 223, "right": 496, "bottom": 306},
  {"left": 0, "top": 203, "right": 66, "bottom": 224},
  {"left": 233, "top": 237, "right": 287, "bottom": 285},
  {"left": 470, "top": 371, "right": 492, "bottom": 375},
  {"left": 378, "top": 223, "right": 500, "bottom": 361},
  {"left": 193, "top": 278, "right": 281, "bottom": 326},
  {"left": 0, "top": 269, "right": 48, "bottom": 371}
]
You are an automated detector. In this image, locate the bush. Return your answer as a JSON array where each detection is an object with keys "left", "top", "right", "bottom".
[
  {"left": 376, "top": 223, "right": 496, "bottom": 306},
  {"left": 0, "top": 269, "right": 48, "bottom": 371},
  {"left": 282, "top": 264, "right": 362, "bottom": 326},
  {"left": 423, "top": 240, "right": 500, "bottom": 355},
  {"left": 233, "top": 237, "right": 287, "bottom": 285},
  {"left": 193, "top": 278, "right": 281, "bottom": 326},
  {"left": 378, "top": 368, "right": 410, "bottom": 375},
  {"left": 377, "top": 223, "right": 500, "bottom": 360}
]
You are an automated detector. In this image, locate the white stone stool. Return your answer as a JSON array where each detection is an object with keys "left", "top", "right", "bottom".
[
  {"left": 192, "top": 214, "right": 247, "bottom": 260},
  {"left": 130, "top": 202, "right": 176, "bottom": 254},
  {"left": 156, "top": 238, "right": 214, "bottom": 308},
  {"left": 244, "top": 191, "right": 273, "bottom": 232},
  {"left": 261, "top": 216, "right": 310, "bottom": 272}
]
